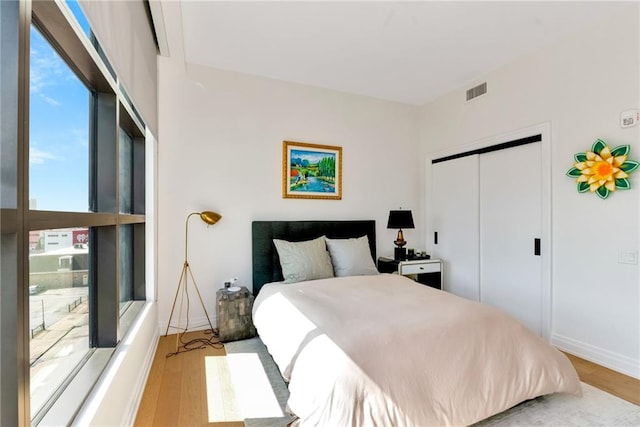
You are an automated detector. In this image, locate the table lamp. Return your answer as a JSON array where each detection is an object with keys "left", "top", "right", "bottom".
[{"left": 387, "top": 210, "right": 414, "bottom": 260}]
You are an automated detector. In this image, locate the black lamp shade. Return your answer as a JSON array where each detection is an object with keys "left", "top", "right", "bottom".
[{"left": 387, "top": 210, "right": 415, "bottom": 229}]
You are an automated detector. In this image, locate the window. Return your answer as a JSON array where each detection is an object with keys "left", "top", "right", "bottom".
[
  {"left": 119, "top": 224, "right": 132, "bottom": 310},
  {"left": 29, "top": 229, "right": 90, "bottom": 419},
  {"left": 58, "top": 255, "right": 72, "bottom": 270},
  {"left": 29, "top": 26, "right": 89, "bottom": 212},
  {"left": 65, "top": 1, "right": 90, "bottom": 38},
  {"left": 119, "top": 129, "right": 133, "bottom": 214},
  {"left": 0, "top": 1, "right": 149, "bottom": 424}
]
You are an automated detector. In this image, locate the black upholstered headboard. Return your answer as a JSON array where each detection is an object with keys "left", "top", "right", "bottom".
[{"left": 252, "top": 220, "right": 376, "bottom": 295}]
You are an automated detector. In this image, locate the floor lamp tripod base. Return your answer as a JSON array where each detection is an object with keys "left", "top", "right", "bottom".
[{"left": 164, "top": 261, "right": 216, "bottom": 356}]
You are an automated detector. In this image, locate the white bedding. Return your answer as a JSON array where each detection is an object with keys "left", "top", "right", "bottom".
[{"left": 252, "top": 274, "right": 581, "bottom": 426}]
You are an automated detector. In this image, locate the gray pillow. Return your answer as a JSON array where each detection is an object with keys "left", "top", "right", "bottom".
[
  {"left": 325, "top": 235, "right": 380, "bottom": 277},
  {"left": 273, "top": 236, "right": 334, "bottom": 283}
]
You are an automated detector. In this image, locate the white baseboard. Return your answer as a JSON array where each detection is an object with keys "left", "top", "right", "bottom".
[
  {"left": 552, "top": 333, "right": 639, "bottom": 379},
  {"left": 159, "top": 314, "right": 217, "bottom": 335},
  {"left": 122, "top": 324, "right": 160, "bottom": 426}
]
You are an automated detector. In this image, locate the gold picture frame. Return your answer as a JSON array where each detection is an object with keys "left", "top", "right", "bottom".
[{"left": 282, "top": 141, "right": 342, "bottom": 200}]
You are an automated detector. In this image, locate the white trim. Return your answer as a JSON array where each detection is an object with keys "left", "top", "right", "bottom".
[
  {"left": 148, "top": 0, "right": 170, "bottom": 57},
  {"left": 552, "top": 333, "right": 640, "bottom": 379},
  {"left": 426, "top": 122, "right": 552, "bottom": 340},
  {"left": 539, "top": 122, "right": 552, "bottom": 342},
  {"left": 146, "top": 129, "right": 158, "bottom": 303},
  {"left": 121, "top": 324, "right": 160, "bottom": 426}
]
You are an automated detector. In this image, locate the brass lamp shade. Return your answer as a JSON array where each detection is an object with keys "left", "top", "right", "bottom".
[
  {"left": 184, "top": 211, "right": 221, "bottom": 261},
  {"left": 199, "top": 211, "right": 221, "bottom": 225}
]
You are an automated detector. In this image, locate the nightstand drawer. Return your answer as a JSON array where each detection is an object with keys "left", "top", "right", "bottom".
[
  {"left": 399, "top": 262, "right": 440, "bottom": 275},
  {"left": 377, "top": 257, "right": 443, "bottom": 290}
]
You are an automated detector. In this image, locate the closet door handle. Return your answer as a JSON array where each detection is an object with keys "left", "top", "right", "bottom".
[
  {"left": 534, "top": 238, "right": 541, "bottom": 256},
  {"left": 434, "top": 232, "right": 438, "bottom": 245}
]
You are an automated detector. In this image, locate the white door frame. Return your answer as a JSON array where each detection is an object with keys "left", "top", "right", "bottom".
[{"left": 425, "top": 122, "right": 552, "bottom": 341}]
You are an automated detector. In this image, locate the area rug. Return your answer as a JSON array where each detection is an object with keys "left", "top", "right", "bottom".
[
  {"left": 224, "top": 337, "right": 640, "bottom": 427},
  {"left": 474, "top": 382, "right": 639, "bottom": 426},
  {"left": 224, "top": 337, "right": 296, "bottom": 427}
]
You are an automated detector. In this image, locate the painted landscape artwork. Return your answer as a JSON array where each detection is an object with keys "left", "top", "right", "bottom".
[{"left": 282, "top": 141, "right": 342, "bottom": 199}]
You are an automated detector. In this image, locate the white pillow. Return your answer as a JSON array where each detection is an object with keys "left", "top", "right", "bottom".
[
  {"left": 325, "top": 235, "right": 379, "bottom": 277},
  {"left": 273, "top": 236, "right": 334, "bottom": 283}
]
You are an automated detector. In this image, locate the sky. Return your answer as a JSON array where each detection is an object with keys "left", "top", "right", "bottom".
[{"left": 29, "top": 1, "right": 92, "bottom": 212}]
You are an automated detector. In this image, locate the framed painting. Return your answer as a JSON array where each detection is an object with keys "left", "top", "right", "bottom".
[{"left": 282, "top": 140, "right": 342, "bottom": 199}]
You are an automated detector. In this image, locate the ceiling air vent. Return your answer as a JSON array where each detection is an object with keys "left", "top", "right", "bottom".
[{"left": 466, "top": 82, "right": 487, "bottom": 101}]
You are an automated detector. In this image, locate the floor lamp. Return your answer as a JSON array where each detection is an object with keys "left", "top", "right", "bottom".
[{"left": 164, "top": 210, "right": 221, "bottom": 356}]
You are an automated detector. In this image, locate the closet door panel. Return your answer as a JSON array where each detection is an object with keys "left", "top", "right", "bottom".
[
  {"left": 479, "top": 143, "right": 542, "bottom": 334},
  {"left": 431, "top": 155, "right": 480, "bottom": 301}
]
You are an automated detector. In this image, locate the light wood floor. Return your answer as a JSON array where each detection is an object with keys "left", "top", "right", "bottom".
[
  {"left": 134, "top": 331, "right": 640, "bottom": 426},
  {"left": 564, "top": 352, "right": 639, "bottom": 405},
  {"left": 134, "top": 331, "right": 243, "bottom": 427}
]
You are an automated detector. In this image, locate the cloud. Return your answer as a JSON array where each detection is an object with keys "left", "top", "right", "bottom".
[
  {"left": 30, "top": 47, "right": 64, "bottom": 94},
  {"left": 41, "top": 95, "right": 62, "bottom": 107},
  {"left": 30, "top": 30, "right": 67, "bottom": 108},
  {"left": 30, "top": 147, "right": 58, "bottom": 165}
]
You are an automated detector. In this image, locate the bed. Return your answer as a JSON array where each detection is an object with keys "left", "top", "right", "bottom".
[{"left": 251, "top": 220, "right": 581, "bottom": 426}]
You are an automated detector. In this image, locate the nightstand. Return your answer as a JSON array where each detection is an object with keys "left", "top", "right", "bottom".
[
  {"left": 215, "top": 286, "right": 257, "bottom": 342},
  {"left": 377, "top": 257, "right": 443, "bottom": 290}
]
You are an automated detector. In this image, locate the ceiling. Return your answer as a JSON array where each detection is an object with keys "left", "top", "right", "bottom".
[{"left": 164, "top": 1, "right": 630, "bottom": 106}]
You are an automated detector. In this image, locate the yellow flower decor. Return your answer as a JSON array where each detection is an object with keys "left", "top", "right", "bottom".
[{"left": 567, "top": 139, "right": 639, "bottom": 200}]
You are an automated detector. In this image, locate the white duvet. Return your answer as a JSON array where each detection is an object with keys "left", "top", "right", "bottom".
[{"left": 252, "top": 274, "right": 581, "bottom": 426}]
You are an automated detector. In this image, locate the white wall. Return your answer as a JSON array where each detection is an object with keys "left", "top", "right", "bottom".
[
  {"left": 156, "top": 60, "right": 421, "bottom": 330},
  {"left": 418, "top": 6, "right": 639, "bottom": 377}
]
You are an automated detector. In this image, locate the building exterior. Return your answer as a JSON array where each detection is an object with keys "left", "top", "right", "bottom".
[{"left": 41, "top": 228, "right": 89, "bottom": 253}]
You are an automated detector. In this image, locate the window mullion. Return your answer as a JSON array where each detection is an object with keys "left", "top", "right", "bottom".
[
  {"left": 16, "top": 0, "right": 33, "bottom": 425},
  {"left": 89, "top": 226, "right": 117, "bottom": 347},
  {"left": 92, "top": 92, "right": 117, "bottom": 213}
]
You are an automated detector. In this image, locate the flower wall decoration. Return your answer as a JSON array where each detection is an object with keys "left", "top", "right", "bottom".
[{"left": 567, "top": 139, "right": 639, "bottom": 199}]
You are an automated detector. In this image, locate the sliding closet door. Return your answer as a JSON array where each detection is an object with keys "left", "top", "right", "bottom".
[
  {"left": 431, "top": 156, "right": 480, "bottom": 301},
  {"left": 479, "top": 143, "right": 542, "bottom": 335}
]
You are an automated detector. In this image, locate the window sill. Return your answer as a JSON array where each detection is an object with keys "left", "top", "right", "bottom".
[
  {"left": 36, "top": 301, "right": 152, "bottom": 426},
  {"left": 36, "top": 348, "right": 114, "bottom": 426}
]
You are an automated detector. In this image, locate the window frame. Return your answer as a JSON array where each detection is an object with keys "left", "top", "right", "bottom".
[{"left": 1, "top": 0, "right": 149, "bottom": 424}]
